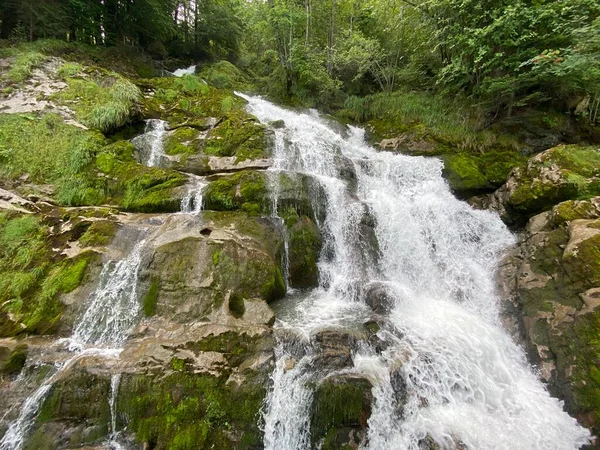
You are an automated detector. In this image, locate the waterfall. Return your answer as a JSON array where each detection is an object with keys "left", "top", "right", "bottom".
[
  {"left": 180, "top": 174, "right": 207, "bottom": 214},
  {"left": 238, "top": 93, "right": 592, "bottom": 450},
  {"left": 172, "top": 65, "right": 196, "bottom": 77},
  {"left": 131, "top": 119, "right": 167, "bottom": 167},
  {"left": 0, "top": 240, "right": 146, "bottom": 450}
]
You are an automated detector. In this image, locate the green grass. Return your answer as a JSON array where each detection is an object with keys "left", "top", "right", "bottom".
[
  {"left": 56, "top": 62, "right": 83, "bottom": 80},
  {"left": 0, "top": 212, "right": 96, "bottom": 336},
  {"left": 0, "top": 113, "right": 106, "bottom": 205},
  {"left": 340, "top": 91, "right": 489, "bottom": 148},
  {"left": 5, "top": 51, "right": 46, "bottom": 83},
  {"left": 54, "top": 73, "right": 142, "bottom": 132}
]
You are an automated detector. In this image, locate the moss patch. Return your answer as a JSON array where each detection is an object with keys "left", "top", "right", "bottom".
[
  {"left": 203, "top": 171, "right": 268, "bottom": 214},
  {"left": 117, "top": 372, "right": 265, "bottom": 450},
  {"left": 143, "top": 278, "right": 160, "bottom": 316}
]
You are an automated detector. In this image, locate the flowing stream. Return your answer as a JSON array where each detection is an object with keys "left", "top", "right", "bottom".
[{"left": 238, "top": 94, "right": 592, "bottom": 450}]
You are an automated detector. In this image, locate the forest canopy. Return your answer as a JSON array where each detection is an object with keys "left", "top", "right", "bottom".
[{"left": 1, "top": 0, "right": 599, "bottom": 122}]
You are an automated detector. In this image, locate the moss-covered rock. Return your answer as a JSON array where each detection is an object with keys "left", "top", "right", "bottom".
[
  {"left": 204, "top": 111, "right": 269, "bottom": 162},
  {"left": 203, "top": 171, "right": 269, "bottom": 214},
  {"left": 27, "top": 370, "right": 111, "bottom": 449},
  {"left": 96, "top": 140, "right": 187, "bottom": 212},
  {"left": 506, "top": 197, "right": 600, "bottom": 435},
  {"left": 0, "top": 344, "right": 28, "bottom": 376},
  {"left": 281, "top": 208, "right": 322, "bottom": 288},
  {"left": 163, "top": 126, "right": 201, "bottom": 156},
  {"left": 116, "top": 371, "right": 265, "bottom": 450},
  {"left": 506, "top": 144, "right": 600, "bottom": 217},
  {"left": 141, "top": 212, "right": 285, "bottom": 323},
  {"left": 310, "top": 375, "right": 372, "bottom": 449}
]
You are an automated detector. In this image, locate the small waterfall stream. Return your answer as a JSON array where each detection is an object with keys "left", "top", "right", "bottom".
[
  {"left": 131, "top": 119, "right": 167, "bottom": 167},
  {"left": 238, "top": 94, "right": 592, "bottom": 450}
]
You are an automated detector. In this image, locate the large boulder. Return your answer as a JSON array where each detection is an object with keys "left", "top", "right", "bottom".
[{"left": 479, "top": 144, "right": 600, "bottom": 222}]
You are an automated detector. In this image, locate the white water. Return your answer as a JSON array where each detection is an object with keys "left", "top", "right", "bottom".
[
  {"left": 131, "top": 119, "right": 167, "bottom": 167},
  {"left": 180, "top": 174, "right": 207, "bottom": 214},
  {"left": 238, "top": 93, "right": 591, "bottom": 450},
  {"left": 172, "top": 65, "right": 196, "bottom": 77},
  {"left": 0, "top": 241, "right": 145, "bottom": 450}
]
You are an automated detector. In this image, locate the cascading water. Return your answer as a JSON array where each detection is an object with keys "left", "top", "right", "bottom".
[
  {"left": 172, "top": 65, "right": 196, "bottom": 77},
  {"left": 180, "top": 174, "right": 207, "bottom": 214},
  {"left": 131, "top": 119, "right": 167, "bottom": 167},
  {"left": 238, "top": 93, "right": 592, "bottom": 450},
  {"left": 0, "top": 240, "right": 146, "bottom": 450}
]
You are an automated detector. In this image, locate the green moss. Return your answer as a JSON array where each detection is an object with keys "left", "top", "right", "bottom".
[
  {"left": 164, "top": 127, "right": 200, "bottom": 155},
  {"left": 143, "top": 278, "right": 160, "bottom": 316},
  {"left": 139, "top": 76, "right": 242, "bottom": 128},
  {"left": 310, "top": 377, "right": 372, "bottom": 445},
  {"left": 285, "top": 211, "right": 321, "bottom": 288},
  {"left": 117, "top": 372, "right": 265, "bottom": 449},
  {"left": 563, "top": 233, "right": 600, "bottom": 287},
  {"left": 33, "top": 371, "right": 110, "bottom": 448},
  {"left": 509, "top": 145, "right": 600, "bottom": 216},
  {"left": 204, "top": 111, "right": 267, "bottom": 161},
  {"left": 203, "top": 171, "right": 267, "bottom": 213},
  {"left": 78, "top": 220, "right": 118, "bottom": 247},
  {"left": 1, "top": 344, "right": 28, "bottom": 375},
  {"left": 95, "top": 142, "right": 187, "bottom": 212}
]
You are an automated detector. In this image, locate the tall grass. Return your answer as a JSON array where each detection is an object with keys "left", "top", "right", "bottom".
[
  {"left": 0, "top": 113, "right": 105, "bottom": 204},
  {"left": 55, "top": 73, "right": 142, "bottom": 132},
  {"left": 340, "top": 91, "right": 509, "bottom": 151}
]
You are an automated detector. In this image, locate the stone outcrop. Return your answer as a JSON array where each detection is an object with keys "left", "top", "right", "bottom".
[{"left": 498, "top": 197, "right": 600, "bottom": 434}]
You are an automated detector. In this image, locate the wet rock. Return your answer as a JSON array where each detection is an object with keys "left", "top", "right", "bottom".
[
  {"left": 285, "top": 214, "right": 322, "bottom": 289},
  {"left": 379, "top": 133, "right": 437, "bottom": 155},
  {"left": 313, "top": 329, "right": 365, "bottom": 369},
  {"left": 364, "top": 282, "right": 396, "bottom": 314},
  {"left": 269, "top": 119, "right": 285, "bottom": 129},
  {"left": 310, "top": 374, "right": 372, "bottom": 449}
]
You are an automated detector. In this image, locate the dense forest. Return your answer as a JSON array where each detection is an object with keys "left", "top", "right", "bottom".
[{"left": 1, "top": 0, "right": 599, "bottom": 123}]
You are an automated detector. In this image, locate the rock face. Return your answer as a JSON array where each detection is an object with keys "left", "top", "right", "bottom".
[
  {"left": 0, "top": 56, "right": 315, "bottom": 449},
  {"left": 499, "top": 197, "right": 600, "bottom": 434}
]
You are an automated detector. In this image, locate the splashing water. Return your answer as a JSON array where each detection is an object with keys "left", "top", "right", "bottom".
[
  {"left": 180, "top": 175, "right": 207, "bottom": 214},
  {"left": 172, "top": 65, "right": 196, "bottom": 77},
  {"left": 131, "top": 119, "right": 167, "bottom": 167},
  {"left": 70, "top": 240, "right": 145, "bottom": 348},
  {"left": 0, "top": 348, "right": 121, "bottom": 450},
  {"left": 237, "top": 93, "right": 591, "bottom": 450},
  {"left": 1, "top": 240, "right": 145, "bottom": 449}
]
